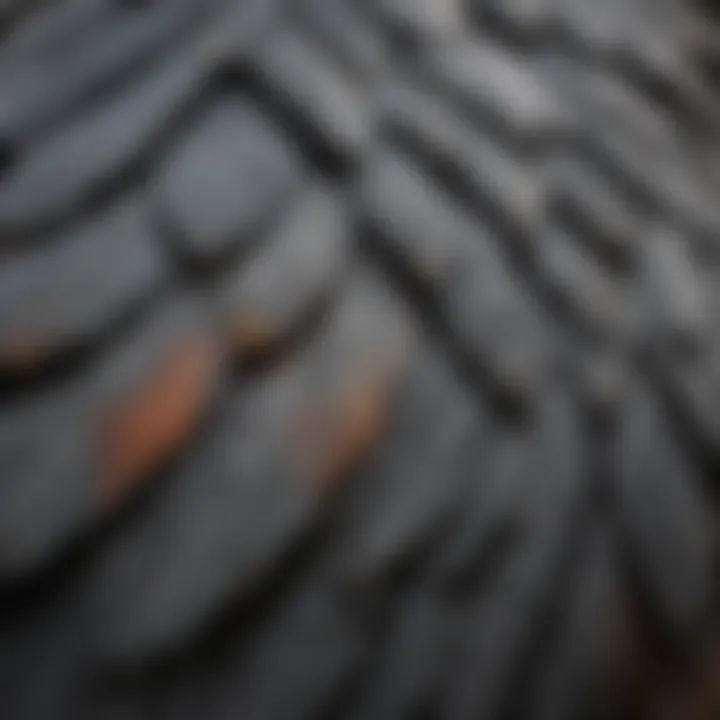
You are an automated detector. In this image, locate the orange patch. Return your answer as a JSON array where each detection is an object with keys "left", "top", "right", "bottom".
[
  {"left": 233, "top": 314, "right": 280, "bottom": 359},
  {"left": 294, "top": 374, "right": 395, "bottom": 493},
  {"left": 101, "top": 337, "right": 217, "bottom": 505},
  {"left": 0, "top": 336, "right": 47, "bottom": 374}
]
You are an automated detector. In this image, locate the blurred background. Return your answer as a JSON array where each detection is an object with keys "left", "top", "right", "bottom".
[{"left": 0, "top": 0, "right": 719, "bottom": 718}]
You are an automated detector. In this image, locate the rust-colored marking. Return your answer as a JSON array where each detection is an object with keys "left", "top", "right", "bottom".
[
  {"left": 293, "top": 372, "right": 396, "bottom": 493},
  {"left": 101, "top": 336, "right": 217, "bottom": 505},
  {"left": 232, "top": 313, "right": 282, "bottom": 360},
  {"left": 0, "top": 336, "right": 47, "bottom": 374}
]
